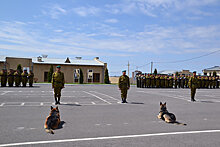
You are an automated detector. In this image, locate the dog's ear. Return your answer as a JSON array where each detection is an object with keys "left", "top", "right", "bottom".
[
  {"left": 51, "top": 106, "right": 53, "bottom": 110},
  {"left": 56, "top": 106, "right": 59, "bottom": 110},
  {"left": 160, "top": 102, "right": 162, "bottom": 105},
  {"left": 164, "top": 102, "right": 166, "bottom": 105}
]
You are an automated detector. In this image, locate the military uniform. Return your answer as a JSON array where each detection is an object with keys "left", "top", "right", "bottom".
[
  {"left": 52, "top": 66, "right": 65, "bottom": 105},
  {"left": 188, "top": 73, "right": 198, "bottom": 102},
  {"left": 28, "top": 71, "right": 34, "bottom": 87},
  {"left": 21, "top": 70, "right": 28, "bottom": 87},
  {"left": 174, "top": 76, "right": 178, "bottom": 88},
  {"left": 14, "top": 71, "right": 21, "bottom": 87},
  {"left": 160, "top": 76, "right": 165, "bottom": 88},
  {"left": 118, "top": 72, "right": 130, "bottom": 103},
  {"left": 0, "top": 69, "right": 7, "bottom": 87},
  {"left": 146, "top": 75, "right": 151, "bottom": 88},
  {"left": 7, "top": 69, "right": 14, "bottom": 87},
  {"left": 165, "top": 76, "right": 168, "bottom": 88},
  {"left": 155, "top": 76, "right": 160, "bottom": 88},
  {"left": 168, "top": 77, "right": 173, "bottom": 88}
]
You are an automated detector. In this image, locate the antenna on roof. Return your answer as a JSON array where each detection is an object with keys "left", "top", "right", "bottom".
[{"left": 42, "top": 54, "right": 48, "bottom": 58}]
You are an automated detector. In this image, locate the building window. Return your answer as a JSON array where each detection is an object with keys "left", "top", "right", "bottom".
[
  {"left": 88, "top": 69, "right": 93, "bottom": 83},
  {"left": 74, "top": 69, "right": 80, "bottom": 83},
  {"left": 44, "top": 72, "right": 48, "bottom": 82},
  {"left": 93, "top": 73, "right": 100, "bottom": 83}
]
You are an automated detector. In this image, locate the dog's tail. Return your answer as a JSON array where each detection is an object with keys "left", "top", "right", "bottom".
[
  {"left": 173, "top": 121, "right": 187, "bottom": 126},
  {"left": 45, "top": 128, "right": 54, "bottom": 134}
]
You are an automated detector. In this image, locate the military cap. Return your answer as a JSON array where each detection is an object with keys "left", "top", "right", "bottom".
[
  {"left": 193, "top": 71, "right": 196, "bottom": 73},
  {"left": 56, "top": 65, "right": 61, "bottom": 68},
  {"left": 122, "top": 70, "right": 126, "bottom": 72}
]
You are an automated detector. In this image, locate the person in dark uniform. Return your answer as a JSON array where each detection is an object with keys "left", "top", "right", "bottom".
[
  {"left": 118, "top": 70, "right": 130, "bottom": 103},
  {"left": 52, "top": 65, "right": 65, "bottom": 105},
  {"left": 7, "top": 69, "right": 14, "bottom": 87},
  {"left": 174, "top": 76, "right": 178, "bottom": 88},
  {"left": 21, "top": 69, "right": 28, "bottom": 87},
  {"left": 188, "top": 71, "right": 198, "bottom": 102},
  {"left": 136, "top": 74, "right": 140, "bottom": 88},
  {"left": 181, "top": 75, "right": 185, "bottom": 88},
  {"left": 216, "top": 77, "right": 219, "bottom": 88},
  {"left": 14, "top": 70, "right": 21, "bottom": 87},
  {"left": 146, "top": 74, "right": 151, "bottom": 88},
  {"left": 0, "top": 69, "right": 7, "bottom": 87},
  {"left": 28, "top": 70, "right": 34, "bottom": 87}
]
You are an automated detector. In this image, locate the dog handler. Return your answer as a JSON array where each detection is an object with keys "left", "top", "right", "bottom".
[
  {"left": 52, "top": 65, "right": 65, "bottom": 105},
  {"left": 188, "top": 71, "right": 198, "bottom": 102}
]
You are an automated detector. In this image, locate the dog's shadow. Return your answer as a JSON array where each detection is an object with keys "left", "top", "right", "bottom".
[
  {"left": 57, "top": 121, "right": 65, "bottom": 129},
  {"left": 129, "top": 102, "right": 144, "bottom": 105}
]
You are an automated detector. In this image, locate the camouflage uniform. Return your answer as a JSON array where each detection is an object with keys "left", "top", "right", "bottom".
[
  {"left": 14, "top": 71, "right": 21, "bottom": 87},
  {"left": 21, "top": 70, "right": 28, "bottom": 87},
  {"left": 160, "top": 76, "right": 165, "bottom": 88},
  {"left": 164, "top": 76, "right": 168, "bottom": 88},
  {"left": 28, "top": 71, "right": 34, "bottom": 87},
  {"left": 7, "top": 69, "right": 14, "bottom": 87},
  {"left": 118, "top": 74, "right": 130, "bottom": 103},
  {"left": 146, "top": 75, "right": 151, "bottom": 88},
  {"left": 155, "top": 75, "right": 160, "bottom": 88},
  {"left": 52, "top": 70, "right": 65, "bottom": 104},
  {"left": 174, "top": 76, "right": 178, "bottom": 88},
  {"left": 168, "top": 77, "right": 173, "bottom": 88},
  {"left": 0, "top": 69, "right": 7, "bottom": 87},
  {"left": 189, "top": 75, "right": 198, "bottom": 102}
]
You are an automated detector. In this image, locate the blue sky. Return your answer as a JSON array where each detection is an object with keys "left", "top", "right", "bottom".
[{"left": 0, "top": 0, "right": 220, "bottom": 76}]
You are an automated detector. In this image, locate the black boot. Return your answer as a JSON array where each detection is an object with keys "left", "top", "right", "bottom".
[
  {"left": 57, "top": 97, "right": 61, "bottom": 105},
  {"left": 54, "top": 95, "right": 58, "bottom": 105}
]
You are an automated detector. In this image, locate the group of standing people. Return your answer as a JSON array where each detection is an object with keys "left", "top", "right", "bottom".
[
  {"left": 0, "top": 68, "right": 34, "bottom": 87},
  {"left": 136, "top": 74, "right": 219, "bottom": 89}
]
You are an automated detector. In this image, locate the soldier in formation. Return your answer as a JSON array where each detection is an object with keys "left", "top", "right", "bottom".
[
  {"left": 118, "top": 70, "right": 130, "bottom": 103},
  {"left": 52, "top": 65, "right": 65, "bottom": 105},
  {"left": 136, "top": 73, "right": 219, "bottom": 89},
  {"left": 0, "top": 69, "right": 7, "bottom": 87},
  {"left": 21, "top": 69, "right": 28, "bottom": 87},
  {"left": 28, "top": 70, "right": 34, "bottom": 87},
  {"left": 8, "top": 69, "right": 14, "bottom": 87}
]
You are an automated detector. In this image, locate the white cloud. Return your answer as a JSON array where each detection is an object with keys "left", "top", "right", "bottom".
[
  {"left": 54, "top": 29, "right": 63, "bottom": 33},
  {"left": 42, "top": 4, "right": 67, "bottom": 19},
  {"left": 73, "top": 6, "right": 100, "bottom": 17},
  {"left": 105, "top": 19, "right": 118, "bottom": 23}
]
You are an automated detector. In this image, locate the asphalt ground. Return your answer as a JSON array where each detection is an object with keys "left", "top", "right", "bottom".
[{"left": 0, "top": 84, "right": 220, "bottom": 147}]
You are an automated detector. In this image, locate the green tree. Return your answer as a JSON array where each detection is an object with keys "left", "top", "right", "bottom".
[
  {"left": 17, "top": 64, "right": 23, "bottom": 73},
  {"left": 79, "top": 68, "right": 84, "bottom": 84},
  {"left": 213, "top": 71, "right": 217, "bottom": 77},
  {"left": 47, "top": 65, "right": 54, "bottom": 82},
  {"left": 154, "top": 68, "right": 158, "bottom": 75},
  {"left": 104, "top": 68, "right": 110, "bottom": 84}
]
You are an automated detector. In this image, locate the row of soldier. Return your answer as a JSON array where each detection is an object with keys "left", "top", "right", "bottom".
[
  {"left": 136, "top": 74, "right": 220, "bottom": 89},
  {"left": 0, "top": 68, "right": 34, "bottom": 87}
]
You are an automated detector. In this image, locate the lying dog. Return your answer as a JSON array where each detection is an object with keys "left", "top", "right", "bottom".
[
  {"left": 44, "top": 106, "right": 61, "bottom": 134},
  {"left": 157, "top": 102, "right": 186, "bottom": 126}
]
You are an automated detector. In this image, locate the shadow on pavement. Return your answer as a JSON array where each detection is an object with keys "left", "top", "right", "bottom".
[
  {"left": 57, "top": 121, "right": 65, "bottom": 129},
  {"left": 60, "top": 103, "right": 81, "bottom": 106},
  {"left": 129, "top": 102, "right": 145, "bottom": 105}
]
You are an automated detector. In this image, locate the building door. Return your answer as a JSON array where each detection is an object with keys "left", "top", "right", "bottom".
[
  {"left": 44, "top": 72, "right": 48, "bottom": 82},
  {"left": 93, "top": 73, "right": 100, "bottom": 83}
]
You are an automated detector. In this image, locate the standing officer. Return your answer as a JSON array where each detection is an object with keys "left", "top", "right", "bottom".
[
  {"left": 174, "top": 76, "right": 178, "bottom": 88},
  {"left": 14, "top": 70, "right": 21, "bottom": 87},
  {"left": 0, "top": 69, "right": 7, "bottom": 87},
  {"left": 146, "top": 74, "right": 151, "bottom": 88},
  {"left": 165, "top": 75, "right": 168, "bottom": 88},
  {"left": 28, "top": 70, "right": 34, "bottom": 87},
  {"left": 118, "top": 70, "right": 130, "bottom": 103},
  {"left": 8, "top": 69, "right": 14, "bottom": 87},
  {"left": 136, "top": 74, "right": 140, "bottom": 88},
  {"left": 52, "top": 65, "right": 65, "bottom": 105},
  {"left": 188, "top": 71, "right": 198, "bottom": 102},
  {"left": 21, "top": 69, "right": 28, "bottom": 87}
]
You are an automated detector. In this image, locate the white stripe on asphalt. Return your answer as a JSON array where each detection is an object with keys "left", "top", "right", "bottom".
[
  {"left": 20, "top": 103, "right": 25, "bottom": 106},
  {"left": 0, "top": 103, "right": 5, "bottom": 106},
  {"left": 40, "top": 103, "right": 43, "bottom": 106},
  {"left": 91, "top": 102, "right": 96, "bottom": 104},
  {"left": 83, "top": 91, "right": 111, "bottom": 104},
  {"left": 89, "top": 91, "right": 120, "bottom": 102},
  {"left": 0, "top": 130, "right": 220, "bottom": 146}
]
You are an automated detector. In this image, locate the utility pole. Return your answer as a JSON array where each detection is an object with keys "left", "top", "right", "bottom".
[
  {"left": 127, "top": 61, "right": 130, "bottom": 77},
  {"left": 151, "top": 62, "right": 153, "bottom": 74}
]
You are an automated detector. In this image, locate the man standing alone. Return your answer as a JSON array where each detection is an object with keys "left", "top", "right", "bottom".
[
  {"left": 118, "top": 70, "right": 130, "bottom": 103},
  {"left": 188, "top": 71, "right": 198, "bottom": 102},
  {"left": 52, "top": 65, "right": 65, "bottom": 105}
]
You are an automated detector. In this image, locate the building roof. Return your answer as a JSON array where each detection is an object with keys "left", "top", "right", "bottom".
[
  {"left": 0, "top": 56, "right": 5, "bottom": 62},
  {"left": 32, "top": 57, "right": 105, "bottom": 66},
  {"left": 203, "top": 66, "right": 220, "bottom": 71},
  {"left": 158, "top": 70, "right": 177, "bottom": 75}
]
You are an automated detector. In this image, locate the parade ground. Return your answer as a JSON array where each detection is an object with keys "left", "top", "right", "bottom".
[{"left": 0, "top": 84, "right": 220, "bottom": 147}]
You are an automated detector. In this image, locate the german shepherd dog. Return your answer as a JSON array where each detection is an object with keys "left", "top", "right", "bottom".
[
  {"left": 157, "top": 102, "right": 186, "bottom": 126},
  {"left": 44, "top": 106, "right": 61, "bottom": 134}
]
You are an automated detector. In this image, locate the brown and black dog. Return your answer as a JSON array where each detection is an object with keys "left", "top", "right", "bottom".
[
  {"left": 157, "top": 102, "right": 186, "bottom": 126},
  {"left": 44, "top": 106, "right": 61, "bottom": 134}
]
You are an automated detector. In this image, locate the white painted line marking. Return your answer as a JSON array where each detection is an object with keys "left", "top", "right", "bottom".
[
  {"left": 1, "top": 91, "right": 10, "bottom": 95},
  {"left": 83, "top": 91, "right": 111, "bottom": 104},
  {"left": 91, "top": 102, "right": 96, "bottom": 104},
  {"left": 106, "top": 124, "right": 112, "bottom": 126},
  {"left": 90, "top": 91, "right": 120, "bottom": 102},
  {"left": 40, "top": 103, "right": 43, "bottom": 106},
  {"left": 75, "top": 102, "right": 79, "bottom": 105},
  {"left": 123, "top": 123, "right": 129, "bottom": 125},
  {"left": 95, "top": 124, "right": 101, "bottom": 126},
  {"left": 16, "top": 127, "right": 24, "bottom": 130},
  {"left": 0, "top": 103, "right": 5, "bottom": 107},
  {"left": 1, "top": 130, "right": 220, "bottom": 146},
  {"left": 20, "top": 103, "right": 25, "bottom": 106}
]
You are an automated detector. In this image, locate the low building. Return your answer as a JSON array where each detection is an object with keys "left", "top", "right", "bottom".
[
  {"left": 202, "top": 66, "right": 220, "bottom": 76},
  {"left": 0, "top": 56, "right": 107, "bottom": 83}
]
